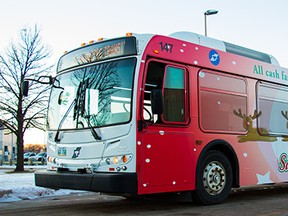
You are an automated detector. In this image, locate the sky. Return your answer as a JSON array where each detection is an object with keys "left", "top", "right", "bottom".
[
  {"left": 1, "top": 0, "right": 288, "bottom": 144},
  {"left": 1, "top": 0, "right": 288, "bottom": 67}
]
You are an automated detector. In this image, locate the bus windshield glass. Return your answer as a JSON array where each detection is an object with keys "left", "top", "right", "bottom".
[{"left": 48, "top": 58, "right": 136, "bottom": 130}]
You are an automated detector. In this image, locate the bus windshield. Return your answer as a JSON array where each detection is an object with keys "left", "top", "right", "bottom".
[{"left": 48, "top": 58, "right": 136, "bottom": 130}]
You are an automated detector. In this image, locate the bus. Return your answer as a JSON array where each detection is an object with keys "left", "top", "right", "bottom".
[{"left": 34, "top": 31, "right": 288, "bottom": 205}]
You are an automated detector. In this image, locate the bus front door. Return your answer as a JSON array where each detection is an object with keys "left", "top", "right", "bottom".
[{"left": 138, "top": 61, "right": 195, "bottom": 194}]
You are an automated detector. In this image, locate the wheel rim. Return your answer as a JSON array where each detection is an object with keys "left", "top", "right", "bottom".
[{"left": 202, "top": 161, "right": 226, "bottom": 195}]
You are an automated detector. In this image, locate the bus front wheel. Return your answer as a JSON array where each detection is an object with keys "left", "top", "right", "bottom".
[{"left": 192, "top": 150, "right": 233, "bottom": 205}]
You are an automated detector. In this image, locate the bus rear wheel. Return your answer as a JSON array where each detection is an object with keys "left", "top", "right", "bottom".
[{"left": 192, "top": 150, "right": 232, "bottom": 205}]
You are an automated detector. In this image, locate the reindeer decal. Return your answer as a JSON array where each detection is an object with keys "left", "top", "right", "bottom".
[
  {"left": 281, "top": 111, "right": 288, "bottom": 141},
  {"left": 233, "top": 109, "right": 277, "bottom": 143}
]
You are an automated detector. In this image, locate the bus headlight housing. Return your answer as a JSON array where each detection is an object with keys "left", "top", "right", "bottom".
[{"left": 105, "top": 154, "right": 132, "bottom": 166}]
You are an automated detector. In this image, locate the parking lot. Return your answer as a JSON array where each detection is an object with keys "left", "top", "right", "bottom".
[
  {"left": 0, "top": 151, "right": 47, "bottom": 166},
  {"left": 1, "top": 184, "right": 288, "bottom": 216}
]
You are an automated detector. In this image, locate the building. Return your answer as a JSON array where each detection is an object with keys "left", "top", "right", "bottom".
[{"left": 0, "top": 123, "right": 17, "bottom": 163}]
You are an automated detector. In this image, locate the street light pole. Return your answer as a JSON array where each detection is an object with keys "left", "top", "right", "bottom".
[{"left": 204, "top": 9, "right": 218, "bottom": 36}]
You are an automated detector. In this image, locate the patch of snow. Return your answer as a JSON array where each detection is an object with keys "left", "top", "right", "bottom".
[{"left": 0, "top": 165, "right": 83, "bottom": 203}]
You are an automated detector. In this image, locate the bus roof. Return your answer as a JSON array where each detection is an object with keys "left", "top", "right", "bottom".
[{"left": 169, "top": 31, "right": 279, "bottom": 66}]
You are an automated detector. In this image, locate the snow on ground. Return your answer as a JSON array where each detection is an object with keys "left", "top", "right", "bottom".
[{"left": 0, "top": 165, "right": 82, "bottom": 203}]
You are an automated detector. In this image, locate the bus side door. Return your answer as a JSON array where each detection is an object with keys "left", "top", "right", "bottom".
[{"left": 138, "top": 60, "right": 195, "bottom": 194}]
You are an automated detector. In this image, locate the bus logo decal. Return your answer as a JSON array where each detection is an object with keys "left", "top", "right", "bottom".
[
  {"left": 209, "top": 49, "right": 220, "bottom": 66},
  {"left": 278, "top": 153, "right": 288, "bottom": 172},
  {"left": 72, "top": 147, "right": 81, "bottom": 159}
]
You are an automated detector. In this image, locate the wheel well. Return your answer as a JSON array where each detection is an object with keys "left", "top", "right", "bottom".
[{"left": 198, "top": 139, "right": 240, "bottom": 188}]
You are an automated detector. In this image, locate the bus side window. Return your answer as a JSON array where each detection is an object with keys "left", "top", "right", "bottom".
[{"left": 199, "top": 71, "right": 247, "bottom": 132}]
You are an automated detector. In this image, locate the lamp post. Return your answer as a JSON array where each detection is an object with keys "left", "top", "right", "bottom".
[{"left": 204, "top": 9, "right": 218, "bottom": 36}]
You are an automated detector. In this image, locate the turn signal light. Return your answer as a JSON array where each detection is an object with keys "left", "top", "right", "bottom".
[
  {"left": 122, "top": 155, "right": 128, "bottom": 163},
  {"left": 153, "top": 50, "right": 159, "bottom": 54}
]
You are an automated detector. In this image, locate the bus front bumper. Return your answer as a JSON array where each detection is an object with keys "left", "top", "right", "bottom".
[{"left": 35, "top": 170, "right": 138, "bottom": 194}]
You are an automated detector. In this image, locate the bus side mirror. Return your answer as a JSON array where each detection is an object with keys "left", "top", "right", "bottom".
[
  {"left": 21, "top": 80, "right": 29, "bottom": 97},
  {"left": 150, "top": 89, "right": 163, "bottom": 115}
]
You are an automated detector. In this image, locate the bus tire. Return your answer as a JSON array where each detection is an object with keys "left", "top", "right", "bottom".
[{"left": 192, "top": 150, "right": 233, "bottom": 205}]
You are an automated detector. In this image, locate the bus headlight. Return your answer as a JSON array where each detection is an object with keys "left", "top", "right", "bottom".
[
  {"left": 105, "top": 158, "right": 111, "bottom": 165},
  {"left": 113, "top": 156, "right": 119, "bottom": 164}
]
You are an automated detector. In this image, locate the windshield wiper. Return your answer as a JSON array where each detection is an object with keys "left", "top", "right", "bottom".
[
  {"left": 84, "top": 113, "right": 102, "bottom": 140},
  {"left": 54, "top": 99, "right": 76, "bottom": 142}
]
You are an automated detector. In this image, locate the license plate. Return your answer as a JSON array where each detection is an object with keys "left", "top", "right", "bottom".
[{"left": 58, "top": 147, "right": 67, "bottom": 156}]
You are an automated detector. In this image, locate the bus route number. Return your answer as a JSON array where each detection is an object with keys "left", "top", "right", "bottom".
[{"left": 159, "top": 42, "right": 173, "bottom": 53}]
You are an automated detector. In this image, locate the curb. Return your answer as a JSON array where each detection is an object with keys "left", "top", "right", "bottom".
[{"left": 0, "top": 165, "right": 47, "bottom": 170}]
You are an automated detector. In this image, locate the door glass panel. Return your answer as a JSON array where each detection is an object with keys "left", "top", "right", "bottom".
[{"left": 163, "top": 66, "right": 185, "bottom": 122}]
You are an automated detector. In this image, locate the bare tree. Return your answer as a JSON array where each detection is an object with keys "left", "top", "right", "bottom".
[{"left": 0, "top": 25, "right": 53, "bottom": 171}]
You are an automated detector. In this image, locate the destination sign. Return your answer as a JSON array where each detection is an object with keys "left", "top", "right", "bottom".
[{"left": 57, "top": 37, "right": 137, "bottom": 72}]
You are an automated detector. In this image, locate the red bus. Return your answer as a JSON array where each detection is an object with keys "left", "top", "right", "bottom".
[{"left": 35, "top": 31, "right": 288, "bottom": 204}]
